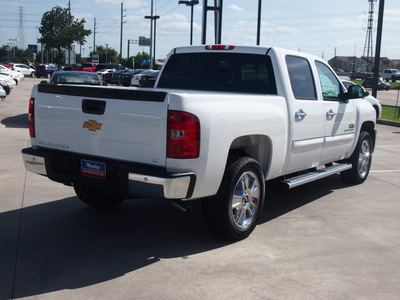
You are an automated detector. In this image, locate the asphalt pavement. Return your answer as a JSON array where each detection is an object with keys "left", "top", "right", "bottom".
[{"left": 1, "top": 77, "right": 400, "bottom": 299}]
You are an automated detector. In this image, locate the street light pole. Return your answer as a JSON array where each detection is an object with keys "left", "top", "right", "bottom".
[
  {"left": 144, "top": 14, "right": 160, "bottom": 69},
  {"left": 105, "top": 44, "right": 108, "bottom": 63},
  {"left": 179, "top": 0, "right": 199, "bottom": 45}
]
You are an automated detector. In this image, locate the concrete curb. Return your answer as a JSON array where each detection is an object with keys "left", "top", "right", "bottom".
[{"left": 377, "top": 119, "right": 400, "bottom": 127}]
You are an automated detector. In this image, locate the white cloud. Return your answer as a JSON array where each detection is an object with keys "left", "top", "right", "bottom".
[
  {"left": 229, "top": 4, "right": 244, "bottom": 12},
  {"left": 95, "top": 0, "right": 145, "bottom": 9}
]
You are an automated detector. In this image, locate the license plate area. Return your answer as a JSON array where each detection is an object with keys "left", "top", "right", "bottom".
[{"left": 81, "top": 159, "right": 106, "bottom": 179}]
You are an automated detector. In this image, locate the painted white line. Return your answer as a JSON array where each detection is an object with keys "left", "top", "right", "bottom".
[{"left": 370, "top": 170, "right": 400, "bottom": 173}]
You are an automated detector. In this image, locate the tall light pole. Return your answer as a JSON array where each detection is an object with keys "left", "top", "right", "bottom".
[
  {"left": 105, "top": 44, "right": 108, "bottom": 63},
  {"left": 179, "top": 0, "right": 199, "bottom": 45},
  {"left": 372, "top": 0, "right": 385, "bottom": 98},
  {"left": 256, "top": 0, "right": 262, "bottom": 45},
  {"left": 145, "top": 0, "right": 160, "bottom": 71}
]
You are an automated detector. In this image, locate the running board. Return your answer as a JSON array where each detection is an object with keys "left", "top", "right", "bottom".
[{"left": 282, "top": 163, "right": 352, "bottom": 189}]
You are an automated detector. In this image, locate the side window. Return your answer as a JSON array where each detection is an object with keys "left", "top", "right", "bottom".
[
  {"left": 286, "top": 55, "right": 317, "bottom": 100},
  {"left": 315, "top": 61, "right": 342, "bottom": 101}
]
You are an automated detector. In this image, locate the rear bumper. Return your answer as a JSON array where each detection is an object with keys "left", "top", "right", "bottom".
[{"left": 22, "top": 148, "right": 196, "bottom": 200}]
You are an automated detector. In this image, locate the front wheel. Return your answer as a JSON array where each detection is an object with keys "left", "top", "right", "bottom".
[
  {"left": 341, "top": 131, "right": 372, "bottom": 184},
  {"left": 202, "top": 157, "right": 265, "bottom": 240}
]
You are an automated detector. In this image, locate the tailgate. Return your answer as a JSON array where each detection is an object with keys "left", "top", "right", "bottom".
[{"left": 34, "top": 84, "right": 169, "bottom": 167}]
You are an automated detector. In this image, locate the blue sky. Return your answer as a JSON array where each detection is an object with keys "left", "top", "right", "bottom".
[{"left": 1, "top": 0, "right": 399, "bottom": 61}]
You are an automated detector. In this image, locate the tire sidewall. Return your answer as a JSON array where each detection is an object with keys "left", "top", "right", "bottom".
[
  {"left": 342, "top": 131, "right": 372, "bottom": 184},
  {"left": 219, "top": 157, "right": 266, "bottom": 239}
]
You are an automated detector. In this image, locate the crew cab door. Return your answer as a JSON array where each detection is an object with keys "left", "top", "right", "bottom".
[
  {"left": 285, "top": 55, "right": 324, "bottom": 174},
  {"left": 315, "top": 61, "right": 356, "bottom": 163}
]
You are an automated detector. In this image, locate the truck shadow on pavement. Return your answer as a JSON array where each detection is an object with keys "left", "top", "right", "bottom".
[
  {"left": 260, "top": 175, "right": 350, "bottom": 223},
  {"left": 1, "top": 113, "right": 29, "bottom": 129},
  {"left": 1, "top": 175, "right": 350, "bottom": 298}
]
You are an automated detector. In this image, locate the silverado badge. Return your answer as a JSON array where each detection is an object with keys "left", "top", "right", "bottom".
[{"left": 83, "top": 120, "right": 103, "bottom": 131}]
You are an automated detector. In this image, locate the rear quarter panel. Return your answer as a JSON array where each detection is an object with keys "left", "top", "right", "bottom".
[{"left": 165, "top": 91, "right": 288, "bottom": 199}]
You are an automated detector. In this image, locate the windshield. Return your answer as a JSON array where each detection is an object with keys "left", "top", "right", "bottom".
[{"left": 157, "top": 53, "right": 277, "bottom": 94}]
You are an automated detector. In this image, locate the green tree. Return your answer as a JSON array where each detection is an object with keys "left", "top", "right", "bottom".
[
  {"left": 133, "top": 51, "right": 150, "bottom": 69},
  {"left": 94, "top": 45, "right": 119, "bottom": 63},
  {"left": 38, "top": 6, "right": 91, "bottom": 66}
]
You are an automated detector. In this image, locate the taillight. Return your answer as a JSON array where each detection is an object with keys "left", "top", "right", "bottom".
[
  {"left": 128, "top": 75, "right": 133, "bottom": 79},
  {"left": 167, "top": 110, "right": 200, "bottom": 159},
  {"left": 205, "top": 45, "right": 235, "bottom": 50},
  {"left": 29, "top": 97, "right": 35, "bottom": 137}
]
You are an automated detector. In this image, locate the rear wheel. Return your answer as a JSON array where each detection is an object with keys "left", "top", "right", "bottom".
[
  {"left": 74, "top": 184, "right": 124, "bottom": 208},
  {"left": 341, "top": 131, "right": 372, "bottom": 184},
  {"left": 202, "top": 157, "right": 265, "bottom": 240}
]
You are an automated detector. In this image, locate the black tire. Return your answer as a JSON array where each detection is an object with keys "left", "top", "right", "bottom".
[
  {"left": 202, "top": 156, "right": 265, "bottom": 240},
  {"left": 391, "top": 76, "right": 397, "bottom": 83},
  {"left": 74, "top": 184, "right": 124, "bottom": 208},
  {"left": 341, "top": 131, "right": 372, "bottom": 184},
  {"left": 30, "top": 72, "right": 35, "bottom": 78}
]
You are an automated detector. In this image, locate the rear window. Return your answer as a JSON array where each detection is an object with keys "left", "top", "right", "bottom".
[
  {"left": 157, "top": 53, "right": 277, "bottom": 94},
  {"left": 50, "top": 73, "right": 100, "bottom": 85}
]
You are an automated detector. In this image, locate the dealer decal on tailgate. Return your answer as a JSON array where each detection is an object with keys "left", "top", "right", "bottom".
[{"left": 81, "top": 159, "right": 106, "bottom": 179}]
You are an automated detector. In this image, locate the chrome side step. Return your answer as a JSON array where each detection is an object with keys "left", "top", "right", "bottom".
[{"left": 282, "top": 163, "right": 352, "bottom": 189}]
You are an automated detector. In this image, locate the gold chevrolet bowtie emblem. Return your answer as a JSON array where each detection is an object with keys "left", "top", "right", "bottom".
[{"left": 83, "top": 120, "right": 103, "bottom": 131}]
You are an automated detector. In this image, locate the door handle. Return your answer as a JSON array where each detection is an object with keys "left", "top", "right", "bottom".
[
  {"left": 295, "top": 109, "right": 307, "bottom": 119},
  {"left": 326, "top": 109, "right": 336, "bottom": 118}
]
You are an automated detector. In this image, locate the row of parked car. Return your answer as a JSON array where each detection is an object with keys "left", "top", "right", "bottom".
[
  {"left": 0, "top": 62, "right": 32, "bottom": 101},
  {"left": 98, "top": 67, "right": 160, "bottom": 88}
]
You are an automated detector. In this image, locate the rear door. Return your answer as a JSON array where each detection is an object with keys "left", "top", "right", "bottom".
[{"left": 34, "top": 84, "right": 169, "bottom": 167}]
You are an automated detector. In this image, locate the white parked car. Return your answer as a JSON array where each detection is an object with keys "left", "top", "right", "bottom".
[
  {"left": 0, "top": 85, "right": 6, "bottom": 100},
  {"left": 0, "top": 74, "right": 16, "bottom": 88},
  {"left": 96, "top": 69, "right": 113, "bottom": 81},
  {"left": 342, "top": 80, "right": 382, "bottom": 119},
  {"left": 0, "top": 71, "right": 22, "bottom": 86},
  {"left": 131, "top": 70, "right": 153, "bottom": 86},
  {"left": 12, "top": 63, "right": 36, "bottom": 77},
  {"left": 0, "top": 65, "right": 24, "bottom": 82}
]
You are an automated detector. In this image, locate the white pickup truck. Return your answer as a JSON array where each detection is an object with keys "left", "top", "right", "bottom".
[
  {"left": 379, "top": 69, "right": 400, "bottom": 82},
  {"left": 22, "top": 45, "right": 376, "bottom": 240}
]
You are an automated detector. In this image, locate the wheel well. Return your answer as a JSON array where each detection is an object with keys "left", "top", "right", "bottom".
[
  {"left": 228, "top": 135, "right": 272, "bottom": 176},
  {"left": 361, "top": 121, "right": 376, "bottom": 151}
]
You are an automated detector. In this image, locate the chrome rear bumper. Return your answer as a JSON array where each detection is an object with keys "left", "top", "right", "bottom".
[{"left": 22, "top": 148, "right": 195, "bottom": 200}]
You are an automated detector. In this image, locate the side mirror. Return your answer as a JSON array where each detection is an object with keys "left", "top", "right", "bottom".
[{"left": 346, "top": 85, "right": 367, "bottom": 99}]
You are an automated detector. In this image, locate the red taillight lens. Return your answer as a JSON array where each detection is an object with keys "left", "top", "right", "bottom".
[
  {"left": 205, "top": 45, "right": 235, "bottom": 50},
  {"left": 128, "top": 75, "right": 134, "bottom": 79},
  {"left": 29, "top": 97, "right": 35, "bottom": 137},
  {"left": 167, "top": 110, "right": 200, "bottom": 159}
]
